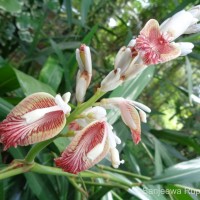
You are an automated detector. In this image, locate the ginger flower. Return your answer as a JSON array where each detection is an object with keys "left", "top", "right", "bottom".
[
  {"left": 0, "top": 92, "right": 71, "bottom": 150},
  {"left": 55, "top": 120, "right": 124, "bottom": 174},
  {"left": 100, "top": 98, "right": 151, "bottom": 144},
  {"left": 76, "top": 44, "right": 92, "bottom": 103}
]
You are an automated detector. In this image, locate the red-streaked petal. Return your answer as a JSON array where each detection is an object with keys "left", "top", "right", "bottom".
[
  {"left": 8, "top": 92, "right": 56, "bottom": 117},
  {"left": 0, "top": 93, "right": 66, "bottom": 150},
  {"left": 55, "top": 121, "right": 110, "bottom": 174},
  {"left": 119, "top": 102, "right": 141, "bottom": 144}
]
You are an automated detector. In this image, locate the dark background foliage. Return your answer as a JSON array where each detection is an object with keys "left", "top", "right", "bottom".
[{"left": 0, "top": 0, "right": 200, "bottom": 199}]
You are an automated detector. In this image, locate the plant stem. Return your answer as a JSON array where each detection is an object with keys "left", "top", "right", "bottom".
[
  {"left": 24, "top": 139, "right": 54, "bottom": 163},
  {"left": 66, "top": 89, "right": 105, "bottom": 124},
  {"left": 31, "top": 163, "right": 77, "bottom": 177},
  {"left": 97, "top": 165, "right": 151, "bottom": 181},
  {"left": 0, "top": 164, "right": 33, "bottom": 180}
]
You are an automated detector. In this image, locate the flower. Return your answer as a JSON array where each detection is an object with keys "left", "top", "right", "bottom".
[
  {"left": 100, "top": 40, "right": 147, "bottom": 92},
  {"left": 100, "top": 98, "right": 151, "bottom": 144},
  {"left": 69, "top": 106, "right": 107, "bottom": 131},
  {"left": 0, "top": 92, "right": 71, "bottom": 150},
  {"left": 135, "top": 6, "right": 200, "bottom": 65},
  {"left": 75, "top": 44, "right": 92, "bottom": 103},
  {"left": 55, "top": 120, "right": 124, "bottom": 174}
]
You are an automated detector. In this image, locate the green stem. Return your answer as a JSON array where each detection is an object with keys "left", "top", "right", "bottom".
[
  {"left": 76, "top": 180, "right": 129, "bottom": 190},
  {"left": 67, "top": 89, "right": 105, "bottom": 124},
  {"left": 31, "top": 163, "right": 77, "bottom": 177},
  {"left": 24, "top": 139, "right": 54, "bottom": 163},
  {"left": 97, "top": 165, "right": 151, "bottom": 181},
  {"left": 0, "top": 164, "right": 33, "bottom": 180}
]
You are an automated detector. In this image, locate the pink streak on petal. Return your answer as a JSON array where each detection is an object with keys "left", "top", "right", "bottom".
[
  {"left": 118, "top": 101, "right": 141, "bottom": 144},
  {"left": 55, "top": 121, "right": 109, "bottom": 174},
  {"left": 131, "top": 129, "right": 141, "bottom": 144},
  {"left": 68, "top": 121, "right": 81, "bottom": 131},
  {"left": 135, "top": 19, "right": 180, "bottom": 65},
  {"left": 0, "top": 93, "right": 66, "bottom": 150}
]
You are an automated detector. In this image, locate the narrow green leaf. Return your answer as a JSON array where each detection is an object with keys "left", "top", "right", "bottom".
[
  {"left": 151, "top": 129, "right": 200, "bottom": 154},
  {"left": 154, "top": 139, "right": 163, "bottom": 176},
  {"left": 185, "top": 56, "right": 193, "bottom": 104},
  {"left": 39, "top": 57, "right": 63, "bottom": 91},
  {"left": 81, "top": 0, "right": 93, "bottom": 25},
  {"left": 148, "top": 158, "right": 200, "bottom": 184},
  {"left": 64, "top": 0, "right": 73, "bottom": 26},
  {"left": 50, "top": 39, "right": 71, "bottom": 92},
  {"left": 0, "top": 98, "right": 13, "bottom": 120},
  {"left": 13, "top": 68, "right": 56, "bottom": 96},
  {"left": 165, "top": 184, "right": 194, "bottom": 200}
]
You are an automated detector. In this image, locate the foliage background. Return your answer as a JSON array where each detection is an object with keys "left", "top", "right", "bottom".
[{"left": 0, "top": 0, "right": 200, "bottom": 199}]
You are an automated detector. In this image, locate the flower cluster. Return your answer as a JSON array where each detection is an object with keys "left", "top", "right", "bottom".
[{"left": 0, "top": 5, "right": 199, "bottom": 174}]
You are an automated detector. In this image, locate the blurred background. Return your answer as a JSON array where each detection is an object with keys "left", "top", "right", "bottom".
[{"left": 0, "top": 0, "right": 200, "bottom": 199}]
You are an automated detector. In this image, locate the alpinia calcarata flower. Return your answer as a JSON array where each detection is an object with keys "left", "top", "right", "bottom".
[
  {"left": 75, "top": 44, "right": 92, "bottom": 103},
  {"left": 135, "top": 6, "right": 200, "bottom": 65},
  {"left": 100, "top": 40, "right": 147, "bottom": 92},
  {"left": 0, "top": 92, "right": 71, "bottom": 150},
  {"left": 69, "top": 106, "right": 107, "bottom": 131},
  {"left": 55, "top": 120, "right": 124, "bottom": 174},
  {"left": 100, "top": 98, "right": 151, "bottom": 144}
]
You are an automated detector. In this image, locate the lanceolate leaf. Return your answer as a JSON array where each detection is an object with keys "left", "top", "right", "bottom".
[
  {"left": 148, "top": 158, "right": 200, "bottom": 184},
  {"left": 14, "top": 68, "right": 56, "bottom": 96}
]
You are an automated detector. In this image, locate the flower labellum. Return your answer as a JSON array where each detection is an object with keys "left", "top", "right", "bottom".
[
  {"left": 55, "top": 121, "right": 110, "bottom": 174},
  {"left": 0, "top": 92, "right": 71, "bottom": 150}
]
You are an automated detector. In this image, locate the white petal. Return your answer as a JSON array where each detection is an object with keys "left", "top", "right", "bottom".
[
  {"left": 110, "top": 148, "right": 125, "bottom": 168},
  {"left": 76, "top": 49, "right": 84, "bottom": 71},
  {"left": 177, "top": 42, "right": 194, "bottom": 56},
  {"left": 131, "top": 100, "right": 151, "bottom": 113},
  {"left": 185, "top": 23, "right": 200, "bottom": 34},
  {"left": 188, "top": 5, "right": 200, "bottom": 20},
  {"left": 100, "top": 69, "right": 122, "bottom": 92},
  {"left": 86, "top": 106, "right": 107, "bottom": 120},
  {"left": 62, "top": 92, "right": 71, "bottom": 103},
  {"left": 76, "top": 75, "right": 87, "bottom": 103},
  {"left": 160, "top": 10, "right": 198, "bottom": 40},
  {"left": 139, "top": 110, "right": 147, "bottom": 123},
  {"left": 55, "top": 94, "right": 71, "bottom": 114},
  {"left": 127, "top": 39, "right": 136, "bottom": 47},
  {"left": 22, "top": 105, "right": 62, "bottom": 124},
  {"left": 114, "top": 47, "right": 132, "bottom": 74},
  {"left": 84, "top": 46, "right": 92, "bottom": 74}
]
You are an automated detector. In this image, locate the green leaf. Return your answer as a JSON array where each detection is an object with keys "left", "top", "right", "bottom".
[
  {"left": 81, "top": 0, "right": 93, "bottom": 25},
  {"left": 0, "top": 0, "right": 22, "bottom": 13},
  {"left": 154, "top": 139, "right": 163, "bottom": 176},
  {"left": 39, "top": 57, "right": 63, "bottom": 91},
  {"left": 151, "top": 129, "right": 200, "bottom": 154},
  {"left": 185, "top": 57, "right": 193, "bottom": 104},
  {"left": 0, "top": 98, "right": 13, "bottom": 120},
  {"left": 64, "top": 0, "right": 73, "bottom": 26},
  {"left": 165, "top": 184, "right": 194, "bottom": 200},
  {"left": 0, "top": 66, "right": 20, "bottom": 95},
  {"left": 149, "top": 158, "right": 200, "bottom": 184},
  {"left": 13, "top": 69, "right": 56, "bottom": 96},
  {"left": 108, "top": 66, "right": 155, "bottom": 124},
  {"left": 24, "top": 173, "right": 58, "bottom": 200}
]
